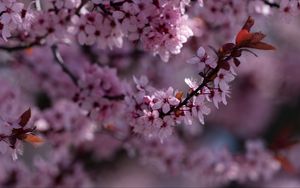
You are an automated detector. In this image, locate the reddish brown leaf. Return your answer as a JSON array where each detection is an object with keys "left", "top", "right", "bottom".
[
  {"left": 24, "top": 134, "right": 44, "bottom": 144},
  {"left": 175, "top": 91, "right": 184, "bottom": 100},
  {"left": 269, "top": 126, "right": 299, "bottom": 151},
  {"left": 242, "top": 16, "right": 255, "bottom": 31},
  {"left": 19, "top": 108, "right": 31, "bottom": 127},
  {"left": 233, "top": 58, "right": 241, "bottom": 67},
  {"left": 270, "top": 139, "right": 299, "bottom": 151},
  {"left": 220, "top": 43, "right": 235, "bottom": 54},
  {"left": 221, "top": 62, "right": 230, "bottom": 70},
  {"left": 175, "top": 109, "right": 183, "bottom": 117},
  {"left": 231, "top": 49, "right": 242, "bottom": 57},
  {"left": 247, "top": 42, "right": 276, "bottom": 50},
  {"left": 250, "top": 32, "right": 266, "bottom": 43},
  {"left": 274, "top": 154, "right": 296, "bottom": 174}
]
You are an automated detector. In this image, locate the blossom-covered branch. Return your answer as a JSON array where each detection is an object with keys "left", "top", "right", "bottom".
[{"left": 128, "top": 16, "right": 275, "bottom": 140}]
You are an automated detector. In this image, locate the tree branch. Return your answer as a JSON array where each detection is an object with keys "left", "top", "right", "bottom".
[
  {"left": 51, "top": 45, "right": 79, "bottom": 86},
  {"left": 0, "top": 41, "right": 41, "bottom": 52},
  {"left": 263, "top": 0, "right": 280, "bottom": 8}
]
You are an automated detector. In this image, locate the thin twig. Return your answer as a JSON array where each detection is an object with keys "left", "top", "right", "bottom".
[
  {"left": 51, "top": 45, "right": 79, "bottom": 86},
  {"left": 0, "top": 41, "right": 40, "bottom": 52},
  {"left": 263, "top": 0, "right": 280, "bottom": 8}
]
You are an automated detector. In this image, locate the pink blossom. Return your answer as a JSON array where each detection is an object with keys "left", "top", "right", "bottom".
[
  {"left": 151, "top": 87, "right": 180, "bottom": 114},
  {"left": 191, "top": 96, "right": 210, "bottom": 124},
  {"left": 214, "top": 70, "right": 235, "bottom": 91}
]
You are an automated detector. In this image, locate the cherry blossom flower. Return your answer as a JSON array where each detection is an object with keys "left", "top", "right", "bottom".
[
  {"left": 0, "top": 0, "right": 24, "bottom": 40},
  {"left": 191, "top": 96, "right": 211, "bottom": 124},
  {"left": 187, "top": 47, "right": 217, "bottom": 69},
  {"left": 214, "top": 70, "right": 235, "bottom": 91},
  {"left": 279, "top": 0, "right": 300, "bottom": 21},
  {"left": 151, "top": 87, "right": 180, "bottom": 114}
]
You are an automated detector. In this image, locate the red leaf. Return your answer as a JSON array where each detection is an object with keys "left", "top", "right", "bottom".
[
  {"left": 275, "top": 154, "right": 296, "bottom": 174},
  {"left": 235, "top": 29, "right": 252, "bottom": 46},
  {"left": 242, "top": 16, "right": 255, "bottom": 31},
  {"left": 220, "top": 43, "right": 235, "bottom": 54},
  {"left": 270, "top": 139, "right": 299, "bottom": 151},
  {"left": 250, "top": 32, "right": 266, "bottom": 43},
  {"left": 231, "top": 49, "right": 242, "bottom": 57},
  {"left": 247, "top": 42, "right": 276, "bottom": 50},
  {"left": 233, "top": 58, "right": 241, "bottom": 67},
  {"left": 269, "top": 126, "right": 299, "bottom": 151},
  {"left": 19, "top": 108, "right": 31, "bottom": 127},
  {"left": 221, "top": 62, "right": 230, "bottom": 70}
]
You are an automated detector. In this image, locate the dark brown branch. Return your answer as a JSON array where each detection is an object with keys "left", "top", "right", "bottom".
[
  {"left": 51, "top": 45, "right": 79, "bottom": 86},
  {"left": 164, "top": 55, "right": 231, "bottom": 116},
  {"left": 263, "top": 0, "right": 280, "bottom": 8},
  {"left": 165, "top": 16, "right": 275, "bottom": 117},
  {"left": 0, "top": 41, "right": 40, "bottom": 52},
  {"left": 103, "top": 94, "right": 125, "bottom": 100}
]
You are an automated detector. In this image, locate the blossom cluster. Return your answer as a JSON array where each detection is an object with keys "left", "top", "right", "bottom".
[
  {"left": 127, "top": 46, "right": 235, "bottom": 141},
  {"left": 131, "top": 137, "right": 280, "bottom": 187},
  {"left": 74, "top": 64, "right": 125, "bottom": 122},
  {"left": 0, "top": 0, "right": 193, "bottom": 61}
]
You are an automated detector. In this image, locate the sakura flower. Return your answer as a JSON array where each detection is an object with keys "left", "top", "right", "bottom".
[
  {"left": 112, "top": 2, "right": 139, "bottom": 35},
  {"left": 185, "top": 77, "right": 200, "bottom": 90},
  {"left": 191, "top": 96, "right": 210, "bottom": 124},
  {"left": 187, "top": 47, "right": 217, "bottom": 69},
  {"left": 71, "top": 14, "right": 96, "bottom": 45},
  {"left": 0, "top": 1, "right": 23, "bottom": 25},
  {"left": 151, "top": 87, "right": 180, "bottom": 114},
  {"left": 279, "top": 0, "right": 300, "bottom": 22},
  {"left": 187, "top": 47, "right": 207, "bottom": 64},
  {"left": 133, "top": 75, "right": 150, "bottom": 91},
  {"left": 206, "top": 88, "right": 230, "bottom": 109},
  {"left": 0, "top": 0, "right": 24, "bottom": 40},
  {"left": 158, "top": 116, "right": 176, "bottom": 141},
  {"left": 214, "top": 70, "right": 235, "bottom": 91},
  {"left": 135, "top": 110, "right": 163, "bottom": 138},
  {"left": 74, "top": 64, "right": 125, "bottom": 123}
]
